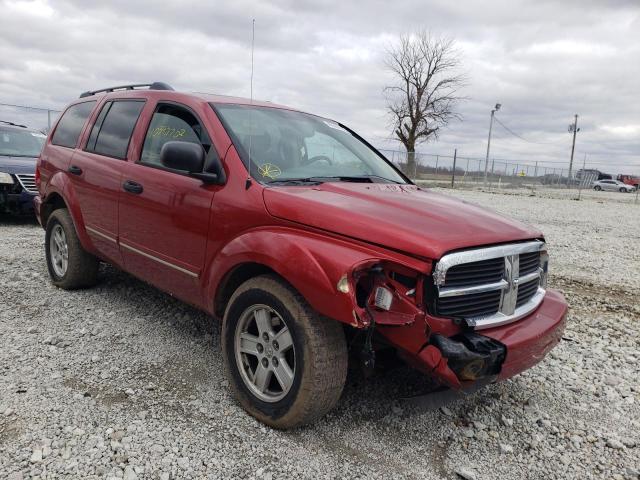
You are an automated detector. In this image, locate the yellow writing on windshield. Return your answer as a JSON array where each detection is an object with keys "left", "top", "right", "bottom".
[{"left": 258, "top": 163, "right": 282, "bottom": 179}]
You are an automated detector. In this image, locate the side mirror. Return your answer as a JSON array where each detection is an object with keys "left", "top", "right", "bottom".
[
  {"left": 160, "top": 141, "right": 224, "bottom": 184},
  {"left": 160, "top": 141, "right": 205, "bottom": 172}
]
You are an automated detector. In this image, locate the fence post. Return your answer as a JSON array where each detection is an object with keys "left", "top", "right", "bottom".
[{"left": 451, "top": 149, "right": 457, "bottom": 188}]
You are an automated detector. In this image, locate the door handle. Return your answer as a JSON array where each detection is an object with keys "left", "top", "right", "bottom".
[
  {"left": 122, "top": 180, "right": 144, "bottom": 194},
  {"left": 68, "top": 165, "right": 83, "bottom": 175}
]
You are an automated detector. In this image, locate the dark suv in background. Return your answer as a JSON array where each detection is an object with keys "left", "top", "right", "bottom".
[{"left": 0, "top": 121, "right": 45, "bottom": 214}]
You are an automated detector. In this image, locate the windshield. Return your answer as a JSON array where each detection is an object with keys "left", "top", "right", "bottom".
[
  {"left": 0, "top": 127, "right": 46, "bottom": 157},
  {"left": 213, "top": 104, "right": 407, "bottom": 184}
]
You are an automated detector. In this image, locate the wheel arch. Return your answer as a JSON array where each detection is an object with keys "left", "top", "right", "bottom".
[
  {"left": 213, "top": 262, "right": 279, "bottom": 319},
  {"left": 41, "top": 175, "right": 94, "bottom": 254},
  {"left": 205, "top": 227, "right": 429, "bottom": 326}
]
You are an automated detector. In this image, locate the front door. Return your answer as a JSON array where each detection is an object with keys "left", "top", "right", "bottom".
[{"left": 118, "top": 102, "right": 217, "bottom": 308}]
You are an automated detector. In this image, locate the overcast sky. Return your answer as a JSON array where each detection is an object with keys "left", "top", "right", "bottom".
[{"left": 1, "top": 0, "right": 638, "bottom": 173}]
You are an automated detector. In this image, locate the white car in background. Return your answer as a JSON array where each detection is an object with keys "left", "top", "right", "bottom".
[{"left": 592, "top": 179, "right": 636, "bottom": 192}]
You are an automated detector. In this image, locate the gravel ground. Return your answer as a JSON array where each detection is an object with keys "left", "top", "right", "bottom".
[{"left": 1, "top": 189, "right": 638, "bottom": 480}]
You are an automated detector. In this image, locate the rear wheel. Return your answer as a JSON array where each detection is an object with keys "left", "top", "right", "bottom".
[
  {"left": 222, "top": 275, "right": 347, "bottom": 429},
  {"left": 45, "top": 209, "right": 99, "bottom": 289}
]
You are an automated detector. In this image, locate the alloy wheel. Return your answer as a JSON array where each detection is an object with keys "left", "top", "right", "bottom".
[
  {"left": 234, "top": 304, "right": 296, "bottom": 403},
  {"left": 49, "top": 224, "right": 68, "bottom": 277}
]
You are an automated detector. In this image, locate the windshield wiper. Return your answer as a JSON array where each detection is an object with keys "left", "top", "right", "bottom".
[
  {"left": 309, "top": 175, "right": 402, "bottom": 184},
  {"left": 267, "top": 178, "right": 323, "bottom": 185},
  {"left": 268, "top": 175, "right": 404, "bottom": 186}
]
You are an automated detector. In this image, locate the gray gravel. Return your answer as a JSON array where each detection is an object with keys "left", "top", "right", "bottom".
[{"left": 1, "top": 189, "right": 639, "bottom": 479}]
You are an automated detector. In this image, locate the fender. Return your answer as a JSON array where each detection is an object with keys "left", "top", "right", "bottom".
[
  {"left": 42, "top": 171, "right": 97, "bottom": 256},
  {"left": 203, "top": 226, "right": 430, "bottom": 326}
]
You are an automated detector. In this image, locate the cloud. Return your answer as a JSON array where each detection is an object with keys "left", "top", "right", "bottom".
[{"left": 0, "top": 0, "right": 638, "bottom": 173}]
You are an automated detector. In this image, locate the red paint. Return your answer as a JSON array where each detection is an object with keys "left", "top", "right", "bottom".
[{"left": 35, "top": 88, "right": 567, "bottom": 390}]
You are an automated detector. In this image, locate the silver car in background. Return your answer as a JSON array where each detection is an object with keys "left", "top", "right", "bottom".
[{"left": 592, "top": 179, "right": 636, "bottom": 192}]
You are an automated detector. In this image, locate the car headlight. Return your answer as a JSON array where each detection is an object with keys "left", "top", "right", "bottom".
[{"left": 0, "top": 172, "right": 14, "bottom": 185}]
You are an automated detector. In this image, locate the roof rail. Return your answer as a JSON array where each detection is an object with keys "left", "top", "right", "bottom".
[
  {"left": 0, "top": 120, "right": 28, "bottom": 128},
  {"left": 79, "top": 82, "right": 174, "bottom": 98}
]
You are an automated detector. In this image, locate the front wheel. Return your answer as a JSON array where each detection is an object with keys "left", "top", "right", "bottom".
[
  {"left": 619, "top": 187, "right": 627, "bottom": 193},
  {"left": 594, "top": 186, "right": 602, "bottom": 191},
  {"left": 45, "top": 209, "right": 99, "bottom": 289},
  {"left": 222, "top": 275, "right": 347, "bottom": 429}
]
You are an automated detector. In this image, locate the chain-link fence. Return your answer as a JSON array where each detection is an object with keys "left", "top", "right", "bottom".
[
  {"left": 378, "top": 148, "right": 638, "bottom": 192},
  {"left": 0, "top": 103, "right": 61, "bottom": 133}
]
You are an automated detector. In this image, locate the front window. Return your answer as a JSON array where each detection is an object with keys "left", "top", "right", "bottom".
[
  {"left": 0, "top": 127, "right": 46, "bottom": 157},
  {"left": 213, "top": 104, "right": 407, "bottom": 185}
]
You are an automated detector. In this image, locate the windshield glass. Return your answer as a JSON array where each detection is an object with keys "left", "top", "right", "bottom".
[
  {"left": 0, "top": 127, "right": 46, "bottom": 157},
  {"left": 213, "top": 104, "right": 407, "bottom": 184}
]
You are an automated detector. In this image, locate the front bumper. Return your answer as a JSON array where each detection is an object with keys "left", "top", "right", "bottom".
[
  {"left": 380, "top": 289, "right": 567, "bottom": 388},
  {"left": 0, "top": 187, "right": 36, "bottom": 215},
  {"left": 484, "top": 288, "right": 567, "bottom": 381}
]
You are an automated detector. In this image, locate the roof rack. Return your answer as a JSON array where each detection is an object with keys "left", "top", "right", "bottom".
[
  {"left": 79, "top": 82, "right": 174, "bottom": 98},
  {"left": 0, "top": 120, "right": 28, "bottom": 128}
]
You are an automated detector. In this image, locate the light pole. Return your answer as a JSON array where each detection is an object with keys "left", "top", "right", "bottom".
[
  {"left": 484, "top": 103, "right": 501, "bottom": 187},
  {"left": 568, "top": 114, "right": 580, "bottom": 188}
]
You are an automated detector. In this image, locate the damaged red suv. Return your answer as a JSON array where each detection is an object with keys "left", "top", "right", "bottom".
[{"left": 35, "top": 82, "right": 567, "bottom": 428}]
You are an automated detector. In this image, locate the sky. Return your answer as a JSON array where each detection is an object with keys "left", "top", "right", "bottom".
[{"left": 0, "top": 0, "right": 638, "bottom": 174}]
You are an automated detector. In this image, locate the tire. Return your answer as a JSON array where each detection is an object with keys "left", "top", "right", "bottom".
[
  {"left": 619, "top": 187, "right": 626, "bottom": 193},
  {"left": 45, "top": 209, "right": 99, "bottom": 289},
  {"left": 222, "top": 275, "right": 347, "bottom": 429},
  {"left": 594, "top": 186, "right": 601, "bottom": 191}
]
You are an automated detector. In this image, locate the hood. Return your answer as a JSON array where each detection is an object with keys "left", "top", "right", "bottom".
[
  {"left": 263, "top": 183, "right": 542, "bottom": 260},
  {"left": 0, "top": 155, "right": 37, "bottom": 175}
]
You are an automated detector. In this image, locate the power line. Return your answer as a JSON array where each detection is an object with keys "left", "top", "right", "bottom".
[
  {"left": 493, "top": 116, "right": 563, "bottom": 146},
  {"left": 0, "top": 102, "right": 61, "bottom": 113}
]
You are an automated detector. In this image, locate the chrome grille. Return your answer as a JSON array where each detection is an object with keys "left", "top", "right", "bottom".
[
  {"left": 433, "top": 241, "right": 548, "bottom": 329},
  {"left": 16, "top": 174, "right": 37, "bottom": 193},
  {"left": 445, "top": 257, "right": 504, "bottom": 287}
]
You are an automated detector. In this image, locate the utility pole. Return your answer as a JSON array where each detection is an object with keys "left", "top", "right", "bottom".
[
  {"left": 568, "top": 114, "right": 580, "bottom": 188},
  {"left": 451, "top": 149, "right": 457, "bottom": 188},
  {"left": 484, "top": 103, "right": 501, "bottom": 187},
  {"left": 577, "top": 154, "right": 586, "bottom": 201}
]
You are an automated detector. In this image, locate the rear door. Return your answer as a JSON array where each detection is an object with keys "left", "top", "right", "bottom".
[
  {"left": 69, "top": 99, "right": 145, "bottom": 265},
  {"left": 42, "top": 100, "right": 96, "bottom": 196},
  {"left": 118, "top": 102, "right": 217, "bottom": 307}
]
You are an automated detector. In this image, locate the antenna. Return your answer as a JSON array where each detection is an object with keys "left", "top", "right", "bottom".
[
  {"left": 250, "top": 18, "right": 255, "bottom": 104},
  {"left": 246, "top": 19, "right": 256, "bottom": 189}
]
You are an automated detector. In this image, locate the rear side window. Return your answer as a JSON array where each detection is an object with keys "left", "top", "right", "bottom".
[
  {"left": 51, "top": 101, "right": 96, "bottom": 148},
  {"left": 140, "top": 104, "right": 211, "bottom": 166},
  {"left": 86, "top": 100, "right": 144, "bottom": 159}
]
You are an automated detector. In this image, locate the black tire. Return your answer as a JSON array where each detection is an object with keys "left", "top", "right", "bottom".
[
  {"left": 222, "top": 275, "right": 347, "bottom": 429},
  {"left": 594, "top": 186, "right": 601, "bottom": 191},
  {"left": 45, "top": 209, "right": 99, "bottom": 289},
  {"left": 619, "top": 187, "right": 627, "bottom": 193}
]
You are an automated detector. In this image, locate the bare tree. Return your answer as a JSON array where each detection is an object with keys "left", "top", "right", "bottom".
[{"left": 385, "top": 32, "right": 466, "bottom": 176}]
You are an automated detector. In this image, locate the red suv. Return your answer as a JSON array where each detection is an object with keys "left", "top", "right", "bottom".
[{"left": 35, "top": 82, "right": 567, "bottom": 428}]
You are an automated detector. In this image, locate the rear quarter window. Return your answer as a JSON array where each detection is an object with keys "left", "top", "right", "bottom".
[
  {"left": 85, "top": 100, "right": 145, "bottom": 159},
  {"left": 51, "top": 101, "right": 96, "bottom": 148}
]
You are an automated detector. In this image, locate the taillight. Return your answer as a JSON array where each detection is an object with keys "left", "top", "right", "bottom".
[{"left": 35, "top": 165, "right": 41, "bottom": 188}]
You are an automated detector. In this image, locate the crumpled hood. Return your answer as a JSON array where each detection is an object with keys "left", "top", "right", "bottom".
[
  {"left": 263, "top": 183, "right": 542, "bottom": 260},
  {"left": 0, "top": 155, "right": 37, "bottom": 175}
]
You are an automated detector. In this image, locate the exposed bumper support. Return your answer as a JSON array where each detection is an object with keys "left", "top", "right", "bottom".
[{"left": 429, "top": 332, "right": 506, "bottom": 381}]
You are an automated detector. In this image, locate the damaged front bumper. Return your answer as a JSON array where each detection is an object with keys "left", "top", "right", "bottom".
[{"left": 376, "top": 289, "right": 568, "bottom": 389}]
